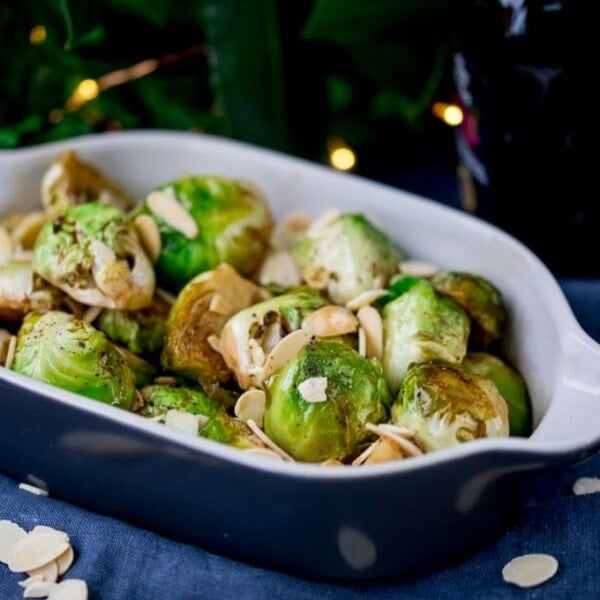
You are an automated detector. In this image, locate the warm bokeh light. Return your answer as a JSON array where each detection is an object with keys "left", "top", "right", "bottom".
[
  {"left": 29, "top": 25, "right": 47, "bottom": 45},
  {"left": 432, "top": 102, "right": 464, "bottom": 127},
  {"left": 330, "top": 147, "right": 356, "bottom": 171},
  {"left": 66, "top": 79, "right": 100, "bottom": 111}
]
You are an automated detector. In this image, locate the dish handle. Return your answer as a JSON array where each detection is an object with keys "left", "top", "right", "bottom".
[{"left": 531, "top": 331, "right": 600, "bottom": 456}]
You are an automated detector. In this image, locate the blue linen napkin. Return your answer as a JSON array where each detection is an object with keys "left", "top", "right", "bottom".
[{"left": 1, "top": 280, "right": 599, "bottom": 599}]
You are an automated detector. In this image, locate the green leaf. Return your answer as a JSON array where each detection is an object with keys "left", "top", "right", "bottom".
[
  {"left": 201, "top": 0, "right": 289, "bottom": 151},
  {"left": 59, "top": 0, "right": 104, "bottom": 50}
]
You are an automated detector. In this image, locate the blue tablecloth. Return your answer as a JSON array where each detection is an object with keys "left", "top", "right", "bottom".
[{"left": 1, "top": 279, "right": 599, "bottom": 599}]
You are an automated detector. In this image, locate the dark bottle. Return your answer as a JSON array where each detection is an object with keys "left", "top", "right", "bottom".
[{"left": 453, "top": 0, "right": 595, "bottom": 276}]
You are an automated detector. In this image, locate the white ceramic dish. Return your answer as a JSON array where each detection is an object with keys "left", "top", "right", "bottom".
[{"left": 0, "top": 131, "right": 599, "bottom": 580}]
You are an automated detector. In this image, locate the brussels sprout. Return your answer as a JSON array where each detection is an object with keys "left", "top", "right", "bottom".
[
  {"left": 382, "top": 279, "right": 470, "bottom": 392},
  {"left": 462, "top": 352, "right": 531, "bottom": 436},
  {"left": 201, "top": 410, "right": 265, "bottom": 450},
  {"left": 11, "top": 311, "right": 136, "bottom": 409},
  {"left": 139, "top": 384, "right": 218, "bottom": 420},
  {"left": 162, "top": 264, "right": 264, "bottom": 392},
  {"left": 98, "top": 293, "right": 171, "bottom": 355},
  {"left": 292, "top": 212, "right": 403, "bottom": 304},
  {"left": 32, "top": 202, "right": 155, "bottom": 310},
  {"left": 41, "top": 150, "right": 133, "bottom": 213},
  {"left": 140, "top": 176, "right": 272, "bottom": 290},
  {"left": 219, "top": 288, "right": 327, "bottom": 390},
  {"left": 431, "top": 272, "right": 505, "bottom": 349},
  {"left": 264, "top": 339, "right": 391, "bottom": 462},
  {"left": 391, "top": 362, "right": 509, "bottom": 451}
]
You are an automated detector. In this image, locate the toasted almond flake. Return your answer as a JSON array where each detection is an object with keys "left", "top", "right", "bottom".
[
  {"left": 18, "top": 575, "right": 45, "bottom": 589},
  {"left": 164, "top": 410, "right": 201, "bottom": 436},
  {"left": 398, "top": 259, "right": 438, "bottom": 277},
  {"left": 55, "top": 545, "right": 74, "bottom": 576},
  {"left": 12, "top": 211, "right": 48, "bottom": 250},
  {"left": 352, "top": 440, "right": 381, "bottom": 466},
  {"left": 134, "top": 214, "right": 162, "bottom": 262},
  {"left": 365, "top": 437, "right": 404, "bottom": 464},
  {"left": 18, "top": 483, "right": 49, "bottom": 497},
  {"left": 305, "top": 209, "right": 340, "bottom": 238},
  {"left": 376, "top": 422, "right": 417, "bottom": 438},
  {"left": 262, "top": 329, "right": 310, "bottom": 381},
  {"left": 365, "top": 423, "right": 423, "bottom": 457},
  {"left": 248, "top": 339, "right": 265, "bottom": 368},
  {"left": 572, "top": 476, "right": 600, "bottom": 495},
  {"left": 48, "top": 579, "right": 88, "bottom": 600},
  {"left": 298, "top": 376, "right": 328, "bottom": 403},
  {"left": 502, "top": 554, "right": 559, "bottom": 588},
  {"left": 357, "top": 306, "right": 383, "bottom": 359},
  {"left": 62, "top": 296, "right": 84, "bottom": 320},
  {"left": 345, "top": 289, "right": 387, "bottom": 311},
  {"left": 29, "top": 527, "right": 69, "bottom": 543},
  {"left": 257, "top": 250, "right": 302, "bottom": 288},
  {"left": 235, "top": 389, "right": 267, "bottom": 428},
  {"left": 81, "top": 306, "right": 103, "bottom": 324},
  {"left": 372, "top": 275, "right": 385, "bottom": 289},
  {"left": 26, "top": 559, "right": 58, "bottom": 583},
  {"left": 357, "top": 327, "right": 366, "bottom": 357},
  {"left": 0, "top": 520, "right": 27, "bottom": 564},
  {"left": 8, "top": 532, "right": 70, "bottom": 573},
  {"left": 153, "top": 375, "right": 178, "bottom": 386},
  {"left": 23, "top": 579, "right": 56, "bottom": 597},
  {"left": 243, "top": 447, "right": 284, "bottom": 461},
  {"left": 321, "top": 458, "right": 344, "bottom": 467},
  {"left": 4, "top": 335, "right": 17, "bottom": 370},
  {"left": 246, "top": 419, "right": 294, "bottom": 462},
  {"left": 270, "top": 211, "right": 311, "bottom": 250},
  {"left": 209, "top": 293, "right": 229, "bottom": 315},
  {"left": 207, "top": 335, "right": 222, "bottom": 354},
  {"left": 0, "top": 225, "right": 13, "bottom": 264},
  {"left": 155, "top": 287, "right": 177, "bottom": 305},
  {"left": 146, "top": 190, "right": 198, "bottom": 239},
  {"left": 132, "top": 389, "right": 145, "bottom": 412},
  {"left": 301, "top": 306, "right": 359, "bottom": 338}
]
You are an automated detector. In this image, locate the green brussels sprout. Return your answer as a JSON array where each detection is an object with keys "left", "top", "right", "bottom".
[
  {"left": 391, "top": 362, "right": 509, "bottom": 451},
  {"left": 431, "top": 272, "right": 505, "bottom": 349},
  {"left": 32, "top": 202, "right": 155, "bottom": 310},
  {"left": 201, "top": 410, "right": 265, "bottom": 450},
  {"left": 41, "top": 150, "right": 133, "bottom": 214},
  {"left": 264, "top": 339, "right": 391, "bottom": 463},
  {"left": 161, "top": 264, "right": 264, "bottom": 394},
  {"left": 11, "top": 311, "right": 136, "bottom": 409},
  {"left": 462, "top": 352, "right": 531, "bottom": 436},
  {"left": 292, "top": 212, "right": 403, "bottom": 304},
  {"left": 219, "top": 288, "right": 327, "bottom": 390},
  {"left": 98, "top": 293, "right": 171, "bottom": 355},
  {"left": 140, "top": 176, "right": 273, "bottom": 290},
  {"left": 382, "top": 278, "right": 470, "bottom": 392},
  {"left": 139, "top": 385, "right": 218, "bottom": 420}
]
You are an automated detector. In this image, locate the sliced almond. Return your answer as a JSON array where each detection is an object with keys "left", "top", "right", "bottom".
[
  {"left": 0, "top": 225, "right": 14, "bottom": 264},
  {"left": 398, "top": 259, "right": 438, "bottom": 277},
  {"left": 298, "top": 376, "right": 328, "bottom": 403},
  {"left": 321, "top": 458, "right": 344, "bottom": 467},
  {"left": 257, "top": 250, "right": 302, "bottom": 288},
  {"left": 12, "top": 211, "right": 48, "bottom": 250},
  {"left": 155, "top": 287, "right": 177, "bottom": 305},
  {"left": 8, "top": 531, "right": 70, "bottom": 573},
  {"left": 18, "top": 575, "right": 45, "bottom": 589},
  {"left": 270, "top": 211, "right": 311, "bottom": 250},
  {"left": 132, "top": 389, "right": 145, "bottom": 412},
  {"left": 164, "top": 410, "right": 202, "bottom": 436},
  {"left": 301, "top": 306, "right": 358, "bottom": 338},
  {"left": 357, "top": 306, "right": 383, "bottom": 359},
  {"left": 345, "top": 289, "right": 387, "bottom": 311},
  {"left": 572, "top": 476, "right": 600, "bottom": 495},
  {"left": 246, "top": 419, "right": 294, "bottom": 462},
  {"left": 352, "top": 440, "right": 381, "bottom": 466},
  {"left": 305, "top": 209, "right": 340, "bottom": 238},
  {"left": 4, "top": 335, "right": 17, "bottom": 370},
  {"left": 81, "top": 306, "right": 103, "bottom": 325},
  {"left": 209, "top": 293, "right": 230, "bottom": 315},
  {"left": 206, "top": 335, "right": 222, "bottom": 354},
  {"left": 365, "top": 423, "right": 423, "bottom": 457},
  {"left": 235, "top": 389, "right": 267, "bottom": 428},
  {"left": 243, "top": 447, "right": 284, "bottom": 461},
  {"left": 0, "top": 520, "right": 27, "bottom": 564},
  {"left": 248, "top": 339, "right": 265, "bottom": 368},
  {"left": 26, "top": 559, "right": 58, "bottom": 583},
  {"left": 357, "top": 327, "right": 366, "bottom": 357},
  {"left": 55, "top": 545, "right": 75, "bottom": 576},
  {"left": 23, "top": 578, "right": 57, "bottom": 597},
  {"left": 48, "top": 579, "right": 88, "bottom": 600},
  {"left": 29, "top": 528, "right": 69, "bottom": 543},
  {"left": 134, "top": 214, "right": 162, "bottom": 262},
  {"left": 146, "top": 190, "right": 198, "bottom": 239},
  {"left": 18, "top": 483, "right": 49, "bottom": 497},
  {"left": 153, "top": 375, "right": 178, "bottom": 386},
  {"left": 262, "top": 329, "right": 310, "bottom": 381},
  {"left": 502, "top": 554, "right": 559, "bottom": 588},
  {"left": 365, "top": 437, "right": 404, "bottom": 464}
]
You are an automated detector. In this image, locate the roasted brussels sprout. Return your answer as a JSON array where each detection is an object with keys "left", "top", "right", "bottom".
[
  {"left": 219, "top": 288, "right": 327, "bottom": 390},
  {"left": 382, "top": 278, "right": 470, "bottom": 392},
  {"left": 161, "top": 264, "right": 263, "bottom": 392},
  {"left": 140, "top": 384, "right": 218, "bottom": 420},
  {"left": 264, "top": 339, "right": 391, "bottom": 462},
  {"left": 292, "top": 212, "right": 403, "bottom": 304},
  {"left": 11, "top": 311, "right": 136, "bottom": 409},
  {"left": 201, "top": 410, "right": 265, "bottom": 450},
  {"left": 32, "top": 202, "right": 155, "bottom": 310},
  {"left": 98, "top": 293, "right": 171, "bottom": 355},
  {"left": 431, "top": 272, "right": 505, "bottom": 349},
  {"left": 140, "top": 176, "right": 273, "bottom": 290},
  {"left": 391, "top": 362, "right": 509, "bottom": 451},
  {"left": 463, "top": 352, "right": 531, "bottom": 436},
  {"left": 41, "top": 150, "right": 133, "bottom": 213}
]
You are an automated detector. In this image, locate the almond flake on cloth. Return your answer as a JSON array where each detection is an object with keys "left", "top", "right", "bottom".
[
  {"left": 572, "top": 476, "right": 600, "bottom": 495},
  {"left": 502, "top": 553, "right": 559, "bottom": 588}
]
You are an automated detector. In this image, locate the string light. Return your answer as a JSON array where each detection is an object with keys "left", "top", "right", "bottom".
[
  {"left": 327, "top": 136, "right": 356, "bottom": 171},
  {"left": 432, "top": 102, "right": 464, "bottom": 127},
  {"left": 66, "top": 79, "right": 100, "bottom": 111},
  {"left": 29, "top": 25, "right": 47, "bottom": 45}
]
